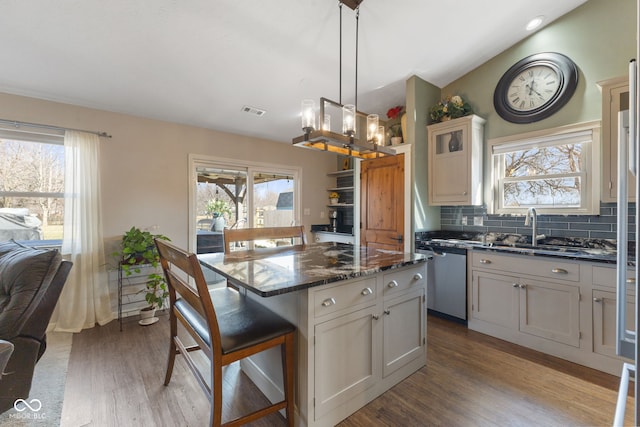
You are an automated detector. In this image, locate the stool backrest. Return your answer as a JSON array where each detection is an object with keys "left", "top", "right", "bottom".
[
  {"left": 155, "top": 239, "right": 221, "bottom": 356},
  {"left": 223, "top": 226, "right": 306, "bottom": 254}
]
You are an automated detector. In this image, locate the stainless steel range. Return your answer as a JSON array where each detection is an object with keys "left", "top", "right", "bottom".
[{"left": 416, "top": 238, "right": 467, "bottom": 322}]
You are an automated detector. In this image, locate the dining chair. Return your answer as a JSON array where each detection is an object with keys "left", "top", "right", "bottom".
[
  {"left": 223, "top": 225, "right": 306, "bottom": 254},
  {"left": 155, "top": 239, "right": 295, "bottom": 427}
]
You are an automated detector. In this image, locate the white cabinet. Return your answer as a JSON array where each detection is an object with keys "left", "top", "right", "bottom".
[
  {"left": 309, "top": 263, "right": 426, "bottom": 425},
  {"left": 314, "top": 304, "right": 380, "bottom": 419},
  {"left": 470, "top": 251, "right": 581, "bottom": 348},
  {"left": 468, "top": 250, "right": 636, "bottom": 375},
  {"left": 598, "top": 76, "right": 632, "bottom": 202},
  {"left": 591, "top": 265, "right": 635, "bottom": 359},
  {"left": 313, "top": 231, "right": 354, "bottom": 244},
  {"left": 471, "top": 270, "right": 519, "bottom": 331},
  {"left": 427, "top": 114, "right": 485, "bottom": 205},
  {"left": 518, "top": 278, "right": 580, "bottom": 347},
  {"left": 382, "top": 288, "right": 425, "bottom": 378}
]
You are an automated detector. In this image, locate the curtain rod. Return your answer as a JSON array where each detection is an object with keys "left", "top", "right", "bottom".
[{"left": 0, "top": 118, "right": 112, "bottom": 138}]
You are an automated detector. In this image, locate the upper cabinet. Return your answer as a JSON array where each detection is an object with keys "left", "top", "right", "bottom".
[
  {"left": 599, "top": 76, "right": 633, "bottom": 202},
  {"left": 427, "top": 114, "right": 485, "bottom": 206}
]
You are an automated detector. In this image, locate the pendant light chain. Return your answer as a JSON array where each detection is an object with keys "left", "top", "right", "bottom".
[
  {"left": 354, "top": 6, "right": 359, "bottom": 111},
  {"left": 339, "top": 1, "right": 343, "bottom": 105}
]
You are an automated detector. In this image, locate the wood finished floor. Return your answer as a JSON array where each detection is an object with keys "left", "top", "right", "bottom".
[{"left": 61, "top": 314, "right": 633, "bottom": 427}]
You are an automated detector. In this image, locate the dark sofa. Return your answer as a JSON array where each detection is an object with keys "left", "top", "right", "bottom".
[{"left": 0, "top": 240, "right": 72, "bottom": 413}]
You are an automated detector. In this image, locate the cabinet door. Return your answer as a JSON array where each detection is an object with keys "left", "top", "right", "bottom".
[
  {"left": 601, "top": 78, "right": 633, "bottom": 202},
  {"left": 429, "top": 126, "right": 469, "bottom": 205},
  {"left": 471, "top": 271, "right": 519, "bottom": 330},
  {"left": 593, "top": 289, "right": 635, "bottom": 358},
  {"left": 314, "top": 305, "right": 381, "bottom": 419},
  {"left": 382, "top": 289, "right": 425, "bottom": 378},
  {"left": 518, "top": 279, "right": 580, "bottom": 347}
]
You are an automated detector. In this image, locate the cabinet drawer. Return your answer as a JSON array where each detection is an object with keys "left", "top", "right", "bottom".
[
  {"left": 593, "top": 265, "right": 636, "bottom": 289},
  {"left": 472, "top": 251, "right": 579, "bottom": 282},
  {"left": 383, "top": 265, "right": 426, "bottom": 297},
  {"left": 313, "top": 277, "right": 377, "bottom": 317}
]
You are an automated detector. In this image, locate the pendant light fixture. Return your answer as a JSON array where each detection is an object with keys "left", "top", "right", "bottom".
[{"left": 292, "top": 0, "right": 396, "bottom": 159}]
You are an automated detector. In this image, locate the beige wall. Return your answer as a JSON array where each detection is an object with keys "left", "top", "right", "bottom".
[{"left": 0, "top": 91, "right": 335, "bottom": 256}]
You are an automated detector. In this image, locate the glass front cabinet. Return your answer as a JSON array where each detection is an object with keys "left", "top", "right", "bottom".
[{"left": 427, "top": 114, "right": 485, "bottom": 206}]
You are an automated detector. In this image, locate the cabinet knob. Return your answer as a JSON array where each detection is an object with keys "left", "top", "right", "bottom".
[
  {"left": 593, "top": 297, "right": 603, "bottom": 303},
  {"left": 462, "top": 191, "right": 468, "bottom": 196},
  {"left": 321, "top": 297, "right": 336, "bottom": 307},
  {"left": 361, "top": 287, "right": 373, "bottom": 296},
  {"left": 384, "top": 309, "right": 391, "bottom": 315},
  {"left": 551, "top": 268, "right": 568, "bottom": 274},
  {"left": 480, "top": 259, "right": 492, "bottom": 264},
  {"left": 519, "top": 284, "right": 526, "bottom": 289},
  {"left": 512, "top": 283, "right": 519, "bottom": 288},
  {"left": 387, "top": 280, "right": 399, "bottom": 288},
  {"left": 372, "top": 314, "right": 379, "bottom": 320},
  {"left": 413, "top": 273, "right": 423, "bottom": 281},
  {"left": 627, "top": 278, "right": 636, "bottom": 284}
]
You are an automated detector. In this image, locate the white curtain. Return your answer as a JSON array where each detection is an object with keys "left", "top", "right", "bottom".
[{"left": 54, "top": 130, "right": 113, "bottom": 332}]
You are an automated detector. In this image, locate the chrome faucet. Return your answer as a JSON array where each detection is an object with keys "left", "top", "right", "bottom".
[{"left": 524, "top": 207, "right": 539, "bottom": 247}]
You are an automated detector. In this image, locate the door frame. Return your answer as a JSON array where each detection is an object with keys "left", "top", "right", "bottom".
[
  {"left": 357, "top": 144, "right": 411, "bottom": 253},
  {"left": 188, "top": 153, "right": 302, "bottom": 253}
]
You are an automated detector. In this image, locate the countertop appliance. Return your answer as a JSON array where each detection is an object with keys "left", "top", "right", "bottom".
[{"left": 416, "top": 239, "right": 467, "bottom": 322}]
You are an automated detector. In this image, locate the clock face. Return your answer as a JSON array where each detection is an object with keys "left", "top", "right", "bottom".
[
  {"left": 507, "top": 65, "right": 561, "bottom": 112},
  {"left": 494, "top": 52, "right": 578, "bottom": 124}
]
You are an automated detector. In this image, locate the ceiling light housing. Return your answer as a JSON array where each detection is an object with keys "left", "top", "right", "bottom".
[{"left": 526, "top": 16, "right": 545, "bottom": 31}]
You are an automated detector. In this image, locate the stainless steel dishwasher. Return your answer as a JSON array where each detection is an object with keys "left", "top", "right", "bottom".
[{"left": 416, "top": 243, "right": 467, "bottom": 321}]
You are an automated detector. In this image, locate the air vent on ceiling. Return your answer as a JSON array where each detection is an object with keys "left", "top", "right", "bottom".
[{"left": 241, "top": 105, "right": 266, "bottom": 117}]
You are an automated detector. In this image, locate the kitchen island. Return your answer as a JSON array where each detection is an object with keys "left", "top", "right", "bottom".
[{"left": 199, "top": 243, "right": 427, "bottom": 427}]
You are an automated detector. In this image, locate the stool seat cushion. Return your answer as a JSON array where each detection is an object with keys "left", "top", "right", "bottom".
[{"left": 175, "top": 288, "right": 295, "bottom": 355}]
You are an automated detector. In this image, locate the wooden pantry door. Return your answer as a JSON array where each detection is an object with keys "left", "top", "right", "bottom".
[{"left": 360, "top": 153, "right": 404, "bottom": 251}]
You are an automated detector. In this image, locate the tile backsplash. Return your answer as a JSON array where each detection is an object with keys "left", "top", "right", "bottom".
[{"left": 440, "top": 202, "right": 634, "bottom": 242}]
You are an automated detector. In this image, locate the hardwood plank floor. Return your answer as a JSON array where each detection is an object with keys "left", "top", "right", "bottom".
[{"left": 61, "top": 313, "right": 632, "bottom": 426}]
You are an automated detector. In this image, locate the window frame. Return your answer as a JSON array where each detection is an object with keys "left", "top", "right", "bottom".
[
  {"left": 488, "top": 121, "right": 601, "bottom": 215},
  {"left": 188, "top": 154, "right": 302, "bottom": 253},
  {"left": 0, "top": 126, "right": 65, "bottom": 242}
]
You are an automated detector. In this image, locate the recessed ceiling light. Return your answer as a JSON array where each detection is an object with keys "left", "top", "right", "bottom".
[
  {"left": 241, "top": 105, "right": 266, "bottom": 117},
  {"left": 526, "top": 16, "right": 545, "bottom": 31}
]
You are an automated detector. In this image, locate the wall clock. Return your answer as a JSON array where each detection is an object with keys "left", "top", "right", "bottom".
[{"left": 493, "top": 52, "right": 579, "bottom": 124}]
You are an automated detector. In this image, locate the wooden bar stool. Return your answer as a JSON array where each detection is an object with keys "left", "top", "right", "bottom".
[{"left": 155, "top": 239, "right": 295, "bottom": 427}]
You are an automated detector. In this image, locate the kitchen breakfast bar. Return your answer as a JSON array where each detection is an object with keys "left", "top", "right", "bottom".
[{"left": 198, "top": 243, "right": 427, "bottom": 427}]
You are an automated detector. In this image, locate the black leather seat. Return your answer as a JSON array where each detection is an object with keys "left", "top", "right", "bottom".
[
  {"left": 155, "top": 239, "right": 295, "bottom": 427},
  {"left": 0, "top": 240, "right": 72, "bottom": 413}
]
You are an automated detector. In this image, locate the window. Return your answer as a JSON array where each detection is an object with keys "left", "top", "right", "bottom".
[
  {"left": 189, "top": 155, "right": 300, "bottom": 254},
  {"left": 0, "top": 134, "right": 65, "bottom": 242},
  {"left": 490, "top": 122, "right": 600, "bottom": 215}
]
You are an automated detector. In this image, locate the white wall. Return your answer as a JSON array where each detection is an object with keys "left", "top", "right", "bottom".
[{"left": 0, "top": 91, "right": 335, "bottom": 310}]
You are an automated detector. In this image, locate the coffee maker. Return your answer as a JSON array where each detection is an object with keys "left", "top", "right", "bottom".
[{"left": 329, "top": 210, "right": 338, "bottom": 232}]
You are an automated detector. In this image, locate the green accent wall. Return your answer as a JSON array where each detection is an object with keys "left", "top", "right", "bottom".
[
  {"left": 441, "top": 0, "right": 636, "bottom": 140},
  {"left": 407, "top": 75, "right": 441, "bottom": 231}
]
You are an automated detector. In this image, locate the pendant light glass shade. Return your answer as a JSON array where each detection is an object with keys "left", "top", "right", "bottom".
[
  {"left": 342, "top": 104, "right": 356, "bottom": 136},
  {"left": 323, "top": 114, "right": 331, "bottom": 131},
  {"left": 301, "top": 99, "right": 316, "bottom": 132},
  {"left": 367, "top": 114, "right": 379, "bottom": 142}
]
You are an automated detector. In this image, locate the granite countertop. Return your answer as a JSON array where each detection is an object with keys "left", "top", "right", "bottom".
[
  {"left": 198, "top": 242, "right": 427, "bottom": 297},
  {"left": 416, "top": 231, "right": 627, "bottom": 266}
]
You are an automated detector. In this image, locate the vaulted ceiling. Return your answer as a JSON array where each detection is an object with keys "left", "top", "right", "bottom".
[{"left": 0, "top": 0, "right": 587, "bottom": 143}]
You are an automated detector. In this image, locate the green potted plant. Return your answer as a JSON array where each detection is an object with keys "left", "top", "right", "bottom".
[
  {"left": 206, "top": 199, "right": 232, "bottom": 231},
  {"left": 113, "top": 226, "right": 171, "bottom": 324}
]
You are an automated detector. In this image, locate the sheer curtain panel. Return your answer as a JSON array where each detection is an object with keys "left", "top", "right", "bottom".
[{"left": 55, "top": 130, "right": 113, "bottom": 332}]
